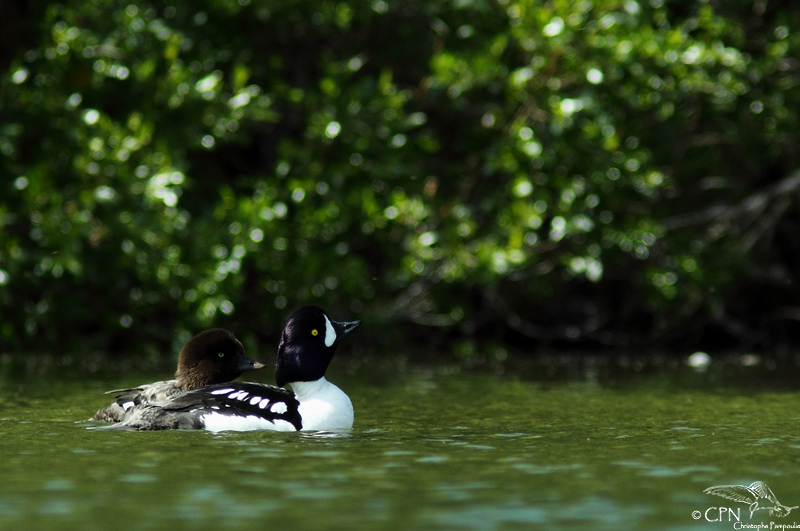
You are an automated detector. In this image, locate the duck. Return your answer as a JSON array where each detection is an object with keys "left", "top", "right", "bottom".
[
  {"left": 91, "top": 328, "right": 265, "bottom": 423},
  {"left": 99, "top": 306, "right": 361, "bottom": 432}
]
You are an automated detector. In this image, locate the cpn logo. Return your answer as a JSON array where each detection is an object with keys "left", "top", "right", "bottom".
[
  {"left": 696, "top": 481, "right": 798, "bottom": 522},
  {"left": 695, "top": 506, "right": 742, "bottom": 522}
]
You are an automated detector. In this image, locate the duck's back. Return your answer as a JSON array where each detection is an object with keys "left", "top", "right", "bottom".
[{"left": 91, "top": 379, "right": 184, "bottom": 422}]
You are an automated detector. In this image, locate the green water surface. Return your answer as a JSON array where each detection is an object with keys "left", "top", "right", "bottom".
[{"left": 1, "top": 357, "right": 799, "bottom": 531}]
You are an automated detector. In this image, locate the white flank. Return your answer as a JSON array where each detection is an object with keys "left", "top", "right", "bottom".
[
  {"left": 210, "top": 388, "right": 234, "bottom": 395},
  {"left": 201, "top": 412, "right": 297, "bottom": 432},
  {"left": 323, "top": 315, "right": 336, "bottom": 347}
]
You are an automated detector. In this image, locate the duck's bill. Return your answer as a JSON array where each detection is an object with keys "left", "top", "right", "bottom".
[
  {"left": 238, "top": 356, "right": 266, "bottom": 372},
  {"left": 332, "top": 320, "right": 362, "bottom": 345}
]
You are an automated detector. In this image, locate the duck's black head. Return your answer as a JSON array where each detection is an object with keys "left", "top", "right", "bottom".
[
  {"left": 275, "top": 306, "right": 361, "bottom": 387},
  {"left": 175, "top": 328, "right": 265, "bottom": 389}
]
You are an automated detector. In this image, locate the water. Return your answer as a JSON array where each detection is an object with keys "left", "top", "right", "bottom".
[{"left": 1, "top": 355, "right": 800, "bottom": 530}]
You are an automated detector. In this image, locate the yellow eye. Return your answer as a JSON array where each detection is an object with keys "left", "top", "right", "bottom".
[{"left": 311, "top": 329, "right": 318, "bottom": 336}]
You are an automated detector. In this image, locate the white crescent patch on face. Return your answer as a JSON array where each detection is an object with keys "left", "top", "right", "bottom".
[{"left": 323, "top": 314, "right": 336, "bottom": 347}]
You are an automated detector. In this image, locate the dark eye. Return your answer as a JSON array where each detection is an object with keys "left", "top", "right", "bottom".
[
  {"left": 311, "top": 329, "right": 318, "bottom": 336},
  {"left": 218, "top": 352, "right": 225, "bottom": 358}
]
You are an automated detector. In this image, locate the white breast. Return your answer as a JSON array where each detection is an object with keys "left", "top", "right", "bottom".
[{"left": 291, "top": 377, "right": 354, "bottom": 431}]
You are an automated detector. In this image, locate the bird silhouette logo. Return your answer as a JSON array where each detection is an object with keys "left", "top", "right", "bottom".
[{"left": 704, "top": 481, "right": 798, "bottom": 519}]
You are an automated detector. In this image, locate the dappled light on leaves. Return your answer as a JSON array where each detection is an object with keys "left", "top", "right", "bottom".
[{"left": 1, "top": 1, "right": 799, "bottom": 353}]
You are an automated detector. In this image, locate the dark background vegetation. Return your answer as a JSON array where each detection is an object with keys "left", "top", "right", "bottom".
[{"left": 2, "top": 0, "right": 800, "bottom": 365}]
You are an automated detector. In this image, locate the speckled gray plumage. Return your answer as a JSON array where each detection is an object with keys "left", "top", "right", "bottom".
[
  {"left": 90, "top": 379, "right": 185, "bottom": 422},
  {"left": 98, "top": 404, "right": 206, "bottom": 430}
]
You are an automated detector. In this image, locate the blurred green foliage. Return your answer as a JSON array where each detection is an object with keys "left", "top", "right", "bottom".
[{"left": 2, "top": 0, "right": 800, "bottom": 356}]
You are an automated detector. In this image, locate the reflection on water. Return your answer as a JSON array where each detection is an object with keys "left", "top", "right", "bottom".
[{"left": 0, "top": 356, "right": 799, "bottom": 530}]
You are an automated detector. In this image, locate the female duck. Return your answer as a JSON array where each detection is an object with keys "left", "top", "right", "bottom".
[{"left": 91, "top": 328, "right": 264, "bottom": 422}]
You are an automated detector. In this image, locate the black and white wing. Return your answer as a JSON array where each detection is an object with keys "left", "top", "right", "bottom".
[{"left": 161, "top": 382, "right": 303, "bottom": 431}]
